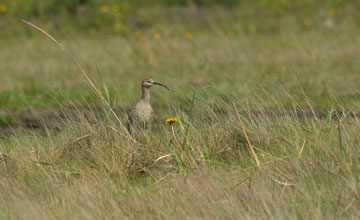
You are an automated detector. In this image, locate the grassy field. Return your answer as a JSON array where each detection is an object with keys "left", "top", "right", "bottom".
[{"left": 1, "top": 3, "right": 360, "bottom": 219}]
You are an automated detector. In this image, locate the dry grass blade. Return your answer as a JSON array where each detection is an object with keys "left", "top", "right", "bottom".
[
  {"left": 298, "top": 140, "right": 306, "bottom": 158},
  {"left": 273, "top": 178, "right": 296, "bottom": 186},
  {"left": 232, "top": 102, "right": 261, "bottom": 169},
  {"left": 21, "top": 20, "right": 134, "bottom": 142},
  {"left": 153, "top": 154, "right": 173, "bottom": 164}
]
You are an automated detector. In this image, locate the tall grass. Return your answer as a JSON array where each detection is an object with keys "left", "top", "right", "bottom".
[{"left": 0, "top": 86, "right": 359, "bottom": 218}]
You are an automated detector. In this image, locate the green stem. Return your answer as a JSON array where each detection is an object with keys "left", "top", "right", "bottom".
[{"left": 172, "top": 125, "right": 193, "bottom": 168}]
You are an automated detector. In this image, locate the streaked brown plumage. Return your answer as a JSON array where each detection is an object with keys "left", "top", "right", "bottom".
[{"left": 127, "top": 78, "right": 169, "bottom": 131}]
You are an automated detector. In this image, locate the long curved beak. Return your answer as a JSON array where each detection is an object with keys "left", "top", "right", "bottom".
[{"left": 153, "top": 82, "right": 170, "bottom": 90}]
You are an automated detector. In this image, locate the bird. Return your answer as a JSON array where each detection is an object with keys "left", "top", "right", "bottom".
[{"left": 127, "top": 78, "right": 169, "bottom": 131}]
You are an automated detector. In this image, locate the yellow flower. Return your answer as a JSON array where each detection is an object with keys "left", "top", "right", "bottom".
[
  {"left": 328, "top": 9, "right": 335, "bottom": 17},
  {"left": 165, "top": 118, "right": 178, "bottom": 125},
  {"left": 185, "top": 32, "right": 194, "bottom": 41},
  {"left": 165, "top": 29, "right": 171, "bottom": 36},
  {"left": 135, "top": 30, "right": 143, "bottom": 37},
  {"left": 112, "top": 5, "right": 119, "bottom": 13},
  {"left": 139, "top": 36, "right": 147, "bottom": 44},
  {"left": 100, "top": 5, "right": 110, "bottom": 14},
  {"left": 152, "top": 28, "right": 159, "bottom": 34},
  {"left": 0, "top": 4, "right": 8, "bottom": 13},
  {"left": 154, "top": 33, "right": 161, "bottom": 41}
]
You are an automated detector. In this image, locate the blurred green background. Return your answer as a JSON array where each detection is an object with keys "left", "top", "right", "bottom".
[
  {"left": 1, "top": 0, "right": 360, "bottom": 112},
  {"left": 0, "top": 0, "right": 358, "bottom": 35}
]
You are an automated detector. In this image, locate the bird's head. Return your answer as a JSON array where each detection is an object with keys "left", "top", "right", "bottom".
[{"left": 142, "top": 78, "right": 170, "bottom": 90}]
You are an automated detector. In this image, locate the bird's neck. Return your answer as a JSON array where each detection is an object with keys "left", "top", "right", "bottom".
[{"left": 141, "top": 86, "right": 150, "bottom": 103}]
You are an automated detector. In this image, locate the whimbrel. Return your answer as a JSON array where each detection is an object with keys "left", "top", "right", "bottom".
[{"left": 127, "top": 78, "right": 169, "bottom": 131}]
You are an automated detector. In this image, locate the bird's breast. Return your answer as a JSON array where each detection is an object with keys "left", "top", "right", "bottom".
[{"left": 134, "top": 103, "right": 154, "bottom": 122}]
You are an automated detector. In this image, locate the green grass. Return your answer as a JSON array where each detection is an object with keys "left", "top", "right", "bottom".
[
  {"left": 0, "top": 86, "right": 99, "bottom": 111},
  {"left": 0, "top": 4, "right": 360, "bottom": 219}
]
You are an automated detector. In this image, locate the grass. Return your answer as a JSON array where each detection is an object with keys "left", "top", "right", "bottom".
[{"left": 0, "top": 5, "right": 360, "bottom": 219}]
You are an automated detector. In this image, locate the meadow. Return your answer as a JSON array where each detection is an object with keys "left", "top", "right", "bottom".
[{"left": 0, "top": 1, "right": 360, "bottom": 219}]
